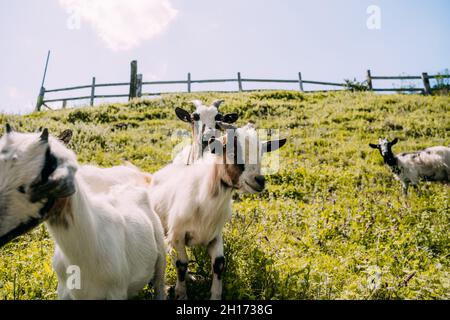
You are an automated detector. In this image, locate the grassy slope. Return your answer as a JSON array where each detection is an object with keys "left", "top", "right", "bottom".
[{"left": 0, "top": 91, "right": 449, "bottom": 300}]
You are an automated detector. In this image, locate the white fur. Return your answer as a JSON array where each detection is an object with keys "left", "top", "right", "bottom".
[
  {"left": 0, "top": 131, "right": 166, "bottom": 300},
  {"left": 173, "top": 100, "right": 221, "bottom": 165},
  {"left": 79, "top": 164, "right": 152, "bottom": 194},
  {"left": 149, "top": 124, "right": 273, "bottom": 300}
]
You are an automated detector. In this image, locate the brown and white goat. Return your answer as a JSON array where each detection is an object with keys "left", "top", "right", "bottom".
[{"left": 148, "top": 122, "right": 286, "bottom": 299}]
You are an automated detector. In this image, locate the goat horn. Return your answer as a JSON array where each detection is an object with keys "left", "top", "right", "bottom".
[{"left": 212, "top": 99, "right": 225, "bottom": 109}]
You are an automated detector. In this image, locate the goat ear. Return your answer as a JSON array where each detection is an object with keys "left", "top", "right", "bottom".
[
  {"left": 5, "top": 123, "right": 13, "bottom": 134},
  {"left": 58, "top": 129, "right": 73, "bottom": 145},
  {"left": 390, "top": 138, "right": 399, "bottom": 146},
  {"left": 369, "top": 143, "right": 379, "bottom": 149},
  {"left": 175, "top": 107, "right": 192, "bottom": 123},
  {"left": 40, "top": 128, "right": 49, "bottom": 142},
  {"left": 212, "top": 99, "right": 225, "bottom": 109},
  {"left": 263, "top": 139, "right": 287, "bottom": 153},
  {"left": 223, "top": 113, "right": 239, "bottom": 124}
]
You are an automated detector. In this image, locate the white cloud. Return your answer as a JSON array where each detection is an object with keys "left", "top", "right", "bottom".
[{"left": 58, "top": 0, "right": 178, "bottom": 51}]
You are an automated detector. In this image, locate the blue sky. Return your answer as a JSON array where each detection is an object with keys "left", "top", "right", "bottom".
[{"left": 0, "top": 0, "right": 449, "bottom": 114}]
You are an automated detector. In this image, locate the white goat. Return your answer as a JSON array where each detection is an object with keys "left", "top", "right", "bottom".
[
  {"left": 370, "top": 138, "right": 450, "bottom": 195},
  {"left": 174, "top": 99, "right": 238, "bottom": 164},
  {"left": 0, "top": 125, "right": 166, "bottom": 300},
  {"left": 148, "top": 122, "right": 286, "bottom": 299}
]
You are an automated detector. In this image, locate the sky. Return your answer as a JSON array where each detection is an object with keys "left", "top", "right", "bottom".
[{"left": 0, "top": 0, "right": 449, "bottom": 114}]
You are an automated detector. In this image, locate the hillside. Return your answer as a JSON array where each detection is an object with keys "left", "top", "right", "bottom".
[{"left": 0, "top": 91, "right": 449, "bottom": 300}]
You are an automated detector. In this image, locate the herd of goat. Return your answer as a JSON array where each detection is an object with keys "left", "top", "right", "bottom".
[{"left": 0, "top": 99, "right": 448, "bottom": 300}]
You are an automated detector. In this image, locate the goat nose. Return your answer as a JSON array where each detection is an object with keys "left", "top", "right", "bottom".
[{"left": 255, "top": 175, "right": 265, "bottom": 188}]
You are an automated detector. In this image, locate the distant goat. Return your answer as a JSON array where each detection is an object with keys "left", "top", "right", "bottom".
[
  {"left": 0, "top": 125, "right": 166, "bottom": 300},
  {"left": 148, "top": 122, "right": 286, "bottom": 299},
  {"left": 174, "top": 99, "right": 239, "bottom": 164},
  {"left": 369, "top": 138, "right": 450, "bottom": 195}
]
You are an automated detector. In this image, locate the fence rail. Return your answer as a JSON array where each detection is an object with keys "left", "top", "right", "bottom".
[{"left": 35, "top": 61, "right": 450, "bottom": 111}]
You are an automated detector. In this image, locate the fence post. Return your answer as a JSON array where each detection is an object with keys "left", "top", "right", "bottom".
[
  {"left": 136, "top": 74, "right": 143, "bottom": 98},
  {"left": 129, "top": 60, "right": 138, "bottom": 101},
  {"left": 35, "top": 87, "right": 45, "bottom": 111},
  {"left": 90, "top": 77, "right": 96, "bottom": 106},
  {"left": 62, "top": 100, "right": 67, "bottom": 109},
  {"left": 366, "top": 70, "right": 373, "bottom": 90},
  {"left": 421, "top": 72, "right": 431, "bottom": 95},
  {"left": 187, "top": 73, "right": 191, "bottom": 93},
  {"left": 237, "top": 72, "right": 243, "bottom": 92},
  {"left": 298, "top": 72, "right": 304, "bottom": 92}
]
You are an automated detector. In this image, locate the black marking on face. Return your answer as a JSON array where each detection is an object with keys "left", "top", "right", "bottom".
[
  {"left": 215, "top": 113, "right": 223, "bottom": 122},
  {"left": 192, "top": 113, "right": 200, "bottom": 121},
  {"left": 176, "top": 260, "right": 188, "bottom": 282},
  {"left": 17, "top": 186, "right": 26, "bottom": 194},
  {"left": 213, "top": 256, "right": 225, "bottom": 280},
  {"left": 41, "top": 148, "right": 58, "bottom": 184}
]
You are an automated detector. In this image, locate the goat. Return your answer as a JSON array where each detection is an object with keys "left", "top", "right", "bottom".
[
  {"left": 0, "top": 125, "right": 166, "bottom": 300},
  {"left": 148, "top": 122, "right": 287, "bottom": 299},
  {"left": 369, "top": 138, "right": 450, "bottom": 195},
  {"left": 174, "top": 99, "right": 239, "bottom": 164}
]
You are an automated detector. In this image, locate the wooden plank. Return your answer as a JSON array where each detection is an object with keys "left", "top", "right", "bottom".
[
  {"left": 188, "top": 72, "right": 191, "bottom": 93},
  {"left": 90, "top": 77, "right": 96, "bottom": 106},
  {"left": 94, "top": 94, "right": 130, "bottom": 98},
  {"left": 366, "top": 70, "right": 373, "bottom": 90},
  {"left": 45, "top": 85, "right": 93, "bottom": 93},
  {"left": 35, "top": 86, "right": 45, "bottom": 111},
  {"left": 372, "top": 88, "right": 423, "bottom": 92},
  {"left": 142, "top": 80, "right": 187, "bottom": 85},
  {"left": 128, "top": 60, "right": 137, "bottom": 101},
  {"left": 237, "top": 72, "right": 243, "bottom": 92},
  {"left": 428, "top": 74, "right": 450, "bottom": 79},
  {"left": 192, "top": 79, "right": 236, "bottom": 83},
  {"left": 44, "top": 96, "right": 92, "bottom": 103},
  {"left": 421, "top": 72, "right": 431, "bottom": 95},
  {"left": 371, "top": 76, "right": 421, "bottom": 80},
  {"left": 242, "top": 78, "right": 298, "bottom": 83},
  {"left": 136, "top": 74, "right": 143, "bottom": 97},
  {"left": 298, "top": 72, "right": 304, "bottom": 92},
  {"left": 302, "top": 80, "right": 346, "bottom": 87}
]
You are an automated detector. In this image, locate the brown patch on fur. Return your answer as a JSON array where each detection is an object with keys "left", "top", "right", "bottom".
[
  {"left": 143, "top": 174, "right": 152, "bottom": 185},
  {"left": 208, "top": 155, "right": 244, "bottom": 197},
  {"left": 208, "top": 165, "right": 221, "bottom": 197},
  {"left": 46, "top": 197, "right": 73, "bottom": 229}
]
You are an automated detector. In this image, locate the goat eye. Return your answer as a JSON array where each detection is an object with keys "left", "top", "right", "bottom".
[
  {"left": 18, "top": 186, "right": 26, "bottom": 194},
  {"left": 215, "top": 114, "right": 223, "bottom": 121},
  {"left": 192, "top": 113, "right": 200, "bottom": 121}
]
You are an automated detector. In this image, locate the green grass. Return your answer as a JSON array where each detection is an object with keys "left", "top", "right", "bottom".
[{"left": 0, "top": 91, "right": 449, "bottom": 300}]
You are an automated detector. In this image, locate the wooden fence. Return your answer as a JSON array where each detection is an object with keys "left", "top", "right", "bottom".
[{"left": 35, "top": 60, "right": 450, "bottom": 111}]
